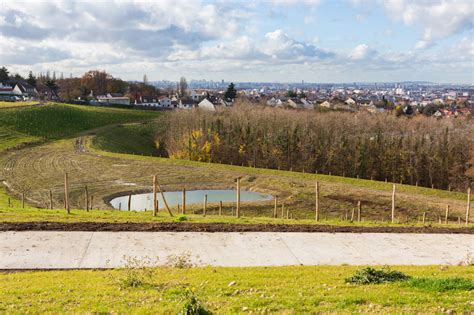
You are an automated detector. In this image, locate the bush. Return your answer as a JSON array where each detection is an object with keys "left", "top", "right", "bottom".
[
  {"left": 117, "top": 256, "right": 157, "bottom": 289},
  {"left": 176, "top": 214, "right": 188, "bottom": 222},
  {"left": 345, "top": 267, "right": 410, "bottom": 284},
  {"left": 178, "top": 288, "right": 210, "bottom": 315},
  {"left": 166, "top": 252, "right": 194, "bottom": 269},
  {"left": 407, "top": 277, "right": 474, "bottom": 292}
]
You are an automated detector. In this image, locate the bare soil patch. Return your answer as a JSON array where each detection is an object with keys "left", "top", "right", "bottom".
[{"left": 1, "top": 221, "right": 472, "bottom": 234}]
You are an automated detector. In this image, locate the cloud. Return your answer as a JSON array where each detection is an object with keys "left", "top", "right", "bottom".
[
  {"left": 348, "top": 44, "right": 376, "bottom": 60},
  {"left": 382, "top": 0, "right": 474, "bottom": 49}
]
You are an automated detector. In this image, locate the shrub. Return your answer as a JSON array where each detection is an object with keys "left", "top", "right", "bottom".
[
  {"left": 176, "top": 214, "right": 188, "bottom": 222},
  {"left": 117, "top": 256, "right": 157, "bottom": 289},
  {"left": 345, "top": 267, "right": 410, "bottom": 284},
  {"left": 178, "top": 288, "right": 210, "bottom": 315},
  {"left": 407, "top": 277, "right": 474, "bottom": 292}
]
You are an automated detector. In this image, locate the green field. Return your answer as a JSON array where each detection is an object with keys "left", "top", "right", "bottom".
[
  {"left": 1, "top": 266, "right": 472, "bottom": 313},
  {"left": 0, "top": 103, "right": 160, "bottom": 141}
]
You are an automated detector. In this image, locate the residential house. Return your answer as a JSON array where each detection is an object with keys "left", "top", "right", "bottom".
[
  {"left": 96, "top": 93, "right": 130, "bottom": 105},
  {"left": 158, "top": 96, "right": 171, "bottom": 108},
  {"left": 179, "top": 98, "right": 195, "bottom": 109}
]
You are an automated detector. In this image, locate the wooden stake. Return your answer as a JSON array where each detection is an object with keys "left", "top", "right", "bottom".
[
  {"left": 422, "top": 211, "right": 426, "bottom": 224},
  {"left": 315, "top": 181, "right": 320, "bottom": 222},
  {"left": 155, "top": 179, "right": 173, "bottom": 217},
  {"left": 8, "top": 197, "right": 10, "bottom": 207},
  {"left": 391, "top": 184, "right": 396, "bottom": 223},
  {"left": 357, "top": 201, "right": 361, "bottom": 222},
  {"left": 350, "top": 207, "right": 355, "bottom": 222},
  {"left": 64, "top": 173, "right": 70, "bottom": 214},
  {"left": 219, "top": 201, "right": 222, "bottom": 216},
  {"left": 281, "top": 203, "right": 285, "bottom": 218},
  {"left": 128, "top": 194, "right": 132, "bottom": 211},
  {"left": 21, "top": 193, "right": 25, "bottom": 208},
  {"left": 90, "top": 195, "right": 93, "bottom": 211},
  {"left": 286, "top": 209, "right": 289, "bottom": 219},
  {"left": 273, "top": 196, "right": 278, "bottom": 218},
  {"left": 182, "top": 188, "right": 186, "bottom": 214},
  {"left": 466, "top": 187, "right": 471, "bottom": 225},
  {"left": 49, "top": 190, "right": 53, "bottom": 209},
  {"left": 153, "top": 175, "right": 158, "bottom": 216},
  {"left": 236, "top": 177, "right": 241, "bottom": 218},
  {"left": 203, "top": 194, "right": 207, "bottom": 216},
  {"left": 445, "top": 205, "right": 450, "bottom": 224},
  {"left": 85, "top": 186, "right": 89, "bottom": 212}
]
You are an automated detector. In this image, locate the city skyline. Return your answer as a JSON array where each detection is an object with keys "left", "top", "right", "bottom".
[{"left": 1, "top": 0, "right": 473, "bottom": 84}]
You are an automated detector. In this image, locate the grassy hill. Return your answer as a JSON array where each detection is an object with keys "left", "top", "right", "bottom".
[{"left": 0, "top": 103, "right": 160, "bottom": 151}]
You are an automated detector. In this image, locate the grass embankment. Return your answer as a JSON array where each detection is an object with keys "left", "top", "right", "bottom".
[
  {"left": 1, "top": 266, "right": 472, "bottom": 313},
  {"left": 0, "top": 101, "right": 38, "bottom": 108},
  {"left": 0, "top": 102, "right": 160, "bottom": 151}
]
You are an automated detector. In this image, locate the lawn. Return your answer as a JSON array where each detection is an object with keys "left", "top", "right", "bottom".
[
  {"left": 1, "top": 265, "right": 472, "bottom": 313},
  {"left": 0, "top": 101, "right": 39, "bottom": 108}
]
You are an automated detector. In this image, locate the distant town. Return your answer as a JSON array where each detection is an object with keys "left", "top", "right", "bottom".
[{"left": 1, "top": 66, "right": 473, "bottom": 118}]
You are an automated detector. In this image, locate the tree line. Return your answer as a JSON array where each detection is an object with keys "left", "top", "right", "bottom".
[{"left": 160, "top": 102, "right": 473, "bottom": 190}]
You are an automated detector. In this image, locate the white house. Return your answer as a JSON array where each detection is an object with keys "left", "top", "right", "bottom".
[
  {"left": 96, "top": 93, "right": 130, "bottom": 105},
  {"left": 345, "top": 97, "right": 356, "bottom": 106},
  {"left": 158, "top": 96, "right": 171, "bottom": 108}
]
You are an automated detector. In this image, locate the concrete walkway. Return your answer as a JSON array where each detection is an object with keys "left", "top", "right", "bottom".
[{"left": 1, "top": 232, "right": 473, "bottom": 269}]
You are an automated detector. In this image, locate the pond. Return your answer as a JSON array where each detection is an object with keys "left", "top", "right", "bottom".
[{"left": 110, "top": 189, "right": 273, "bottom": 211}]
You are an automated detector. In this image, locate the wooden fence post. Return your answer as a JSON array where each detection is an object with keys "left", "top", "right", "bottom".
[
  {"left": 219, "top": 201, "right": 222, "bottom": 216},
  {"left": 281, "top": 203, "right": 284, "bottom": 218},
  {"left": 422, "top": 211, "right": 426, "bottom": 224},
  {"left": 357, "top": 201, "right": 361, "bottom": 222},
  {"left": 350, "top": 208, "right": 355, "bottom": 222},
  {"left": 49, "top": 190, "right": 53, "bottom": 209},
  {"left": 203, "top": 194, "right": 207, "bottom": 216},
  {"left": 273, "top": 196, "right": 278, "bottom": 218},
  {"left": 85, "top": 186, "right": 89, "bottom": 212},
  {"left": 445, "top": 205, "right": 450, "bottom": 224},
  {"left": 182, "top": 188, "right": 186, "bottom": 214},
  {"left": 155, "top": 179, "right": 173, "bottom": 217},
  {"left": 236, "top": 177, "right": 241, "bottom": 218},
  {"left": 8, "top": 197, "right": 11, "bottom": 207},
  {"left": 153, "top": 175, "right": 158, "bottom": 216},
  {"left": 128, "top": 194, "right": 132, "bottom": 211},
  {"left": 21, "top": 193, "right": 25, "bottom": 208},
  {"left": 64, "top": 173, "right": 70, "bottom": 214},
  {"left": 391, "top": 184, "right": 396, "bottom": 223},
  {"left": 315, "top": 182, "right": 320, "bottom": 222},
  {"left": 90, "top": 195, "right": 93, "bottom": 211},
  {"left": 466, "top": 187, "right": 471, "bottom": 225}
]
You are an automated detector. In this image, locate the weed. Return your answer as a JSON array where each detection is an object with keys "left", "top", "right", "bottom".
[
  {"left": 117, "top": 256, "right": 158, "bottom": 289},
  {"left": 407, "top": 277, "right": 474, "bottom": 292},
  {"left": 178, "top": 287, "right": 210, "bottom": 315},
  {"left": 345, "top": 267, "right": 410, "bottom": 284},
  {"left": 176, "top": 214, "right": 188, "bottom": 222},
  {"left": 166, "top": 252, "right": 195, "bottom": 269}
]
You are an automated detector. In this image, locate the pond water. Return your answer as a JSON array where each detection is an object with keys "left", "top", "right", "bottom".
[{"left": 110, "top": 189, "right": 273, "bottom": 211}]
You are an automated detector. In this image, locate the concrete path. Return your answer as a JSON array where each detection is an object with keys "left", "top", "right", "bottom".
[{"left": 1, "top": 232, "right": 473, "bottom": 269}]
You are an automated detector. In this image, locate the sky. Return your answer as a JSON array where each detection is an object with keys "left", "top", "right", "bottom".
[{"left": 1, "top": 0, "right": 473, "bottom": 83}]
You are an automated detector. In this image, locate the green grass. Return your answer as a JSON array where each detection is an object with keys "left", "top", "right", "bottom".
[
  {"left": 0, "top": 102, "right": 160, "bottom": 140},
  {"left": 1, "top": 266, "right": 472, "bottom": 313},
  {"left": 407, "top": 277, "right": 474, "bottom": 292},
  {"left": 0, "top": 127, "right": 41, "bottom": 152},
  {"left": 0, "top": 101, "right": 38, "bottom": 107},
  {"left": 92, "top": 121, "right": 165, "bottom": 156}
]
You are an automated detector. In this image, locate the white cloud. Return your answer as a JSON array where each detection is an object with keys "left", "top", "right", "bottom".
[
  {"left": 382, "top": 0, "right": 474, "bottom": 49},
  {"left": 348, "top": 44, "right": 376, "bottom": 60}
]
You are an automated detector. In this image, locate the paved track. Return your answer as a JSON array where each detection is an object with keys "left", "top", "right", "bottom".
[{"left": 1, "top": 231, "right": 472, "bottom": 269}]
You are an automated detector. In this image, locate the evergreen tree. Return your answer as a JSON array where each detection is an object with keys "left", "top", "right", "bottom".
[
  {"left": 224, "top": 82, "right": 237, "bottom": 100},
  {"left": 0, "top": 67, "right": 9, "bottom": 84},
  {"left": 27, "top": 71, "right": 37, "bottom": 87}
]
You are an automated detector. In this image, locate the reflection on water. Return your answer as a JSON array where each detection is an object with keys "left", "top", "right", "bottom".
[{"left": 110, "top": 189, "right": 272, "bottom": 211}]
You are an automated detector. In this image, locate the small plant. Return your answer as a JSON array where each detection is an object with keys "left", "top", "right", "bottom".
[
  {"left": 345, "top": 267, "right": 410, "bottom": 285},
  {"left": 176, "top": 214, "right": 188, "bottom": 222},
  {"left": 178, "top": 288, "right": 210, "bottom": 315},
  {"left": 117, "top": 255, "right": 157, "bottom": 289},
  {"left": 407, "top": 277, "right": 474, "bottom": 292},
  {"left": 166, "top": 251, "right": 195, "bottom": 269}
]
